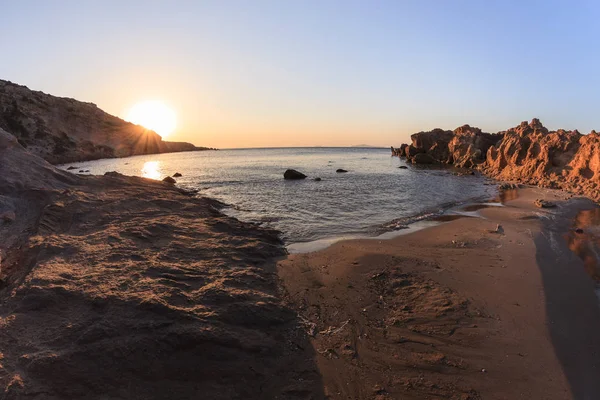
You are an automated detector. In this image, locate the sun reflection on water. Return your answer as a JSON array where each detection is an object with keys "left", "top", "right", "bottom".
[{"left": 141, "top": 161, "right": 161, "bottom": 180}]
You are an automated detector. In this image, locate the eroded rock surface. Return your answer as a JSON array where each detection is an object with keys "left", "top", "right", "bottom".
[{"left": 393, "top": 119, "right": 600, "bottom": 201}]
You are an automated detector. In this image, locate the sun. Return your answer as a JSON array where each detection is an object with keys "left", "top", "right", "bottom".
[{"left": 126, "top": 100, "right": 177, "bottom": 139}]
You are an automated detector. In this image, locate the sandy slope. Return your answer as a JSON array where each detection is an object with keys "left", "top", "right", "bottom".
[{"left": 278, "top": 188, "right": 600, "bottom": 399}]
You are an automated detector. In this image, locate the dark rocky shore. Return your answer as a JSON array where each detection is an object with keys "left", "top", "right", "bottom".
[
  {"left": 393, "top": 118, "right": 600, "bottom": 202},
  {"left": 0, "top": 127, "right": 323, "bottom": 399}
]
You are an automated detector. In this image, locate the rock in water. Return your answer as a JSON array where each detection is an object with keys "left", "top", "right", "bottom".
[
  {"left": 173, "top": 172, "right": 182, "bottom": 177},
  {"left": 162, "top": 176, "right": 176, "bottom": 184},
  {"left": 284, "top": 169, "right": 307, "bottom": 180},
  {"left": 314, "top": 177, "right": 322, "bottom": 181},
  {"left": 336, "top": 169, "right": 348, "bottom": 173}
]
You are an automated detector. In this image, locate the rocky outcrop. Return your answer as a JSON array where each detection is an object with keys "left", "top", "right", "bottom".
[
  {"left": 0, "top": 80, "right": 213, "bottom": 164},
  {"left": 482, "top": 119, "right": 600, "bottom": 200},
  {"left": 393, "top": 126, "right": 501, "bottom": 166},
  {"left": 0, "top": 128, "right": 322, "bottom": 399},
  {"left": 393, "top": 118, "right": 600, "bottom": 202}
]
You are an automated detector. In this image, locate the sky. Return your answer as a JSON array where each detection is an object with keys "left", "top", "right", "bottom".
[{"left": 1, "top": 0, "right": 599, "bottom": 148}]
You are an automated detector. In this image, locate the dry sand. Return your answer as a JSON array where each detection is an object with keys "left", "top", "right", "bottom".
[{"left": 278, "top": 187, "right": 600, "bottom": 399}]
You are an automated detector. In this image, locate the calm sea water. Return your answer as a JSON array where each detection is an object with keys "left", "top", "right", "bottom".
[{"left": 59, "top": 148, "right": 497, "bottom": 245}]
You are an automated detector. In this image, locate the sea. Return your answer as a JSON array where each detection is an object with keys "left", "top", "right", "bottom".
[{"left": 58, "top": 147, "right": 498, "bottom": 251}]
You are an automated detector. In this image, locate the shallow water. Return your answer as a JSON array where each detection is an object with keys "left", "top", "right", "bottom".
[{"left": 59, "top": 148, "right": 497, "bottom": 244}]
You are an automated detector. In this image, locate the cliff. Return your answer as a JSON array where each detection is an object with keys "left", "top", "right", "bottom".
[
  {"left": 0, "top": 80, "right": 211, "bottom": 164},
  {"left": 393, "top": 119, "right": 600, "bottom": 202}
]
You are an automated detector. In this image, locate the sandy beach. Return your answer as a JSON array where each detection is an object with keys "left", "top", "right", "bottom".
[
  {"left": 278, "top": 187, "right": 600, "bottom": 399},
  {"left": 2, "top": 126, "right": 600, "bottom": 399}
]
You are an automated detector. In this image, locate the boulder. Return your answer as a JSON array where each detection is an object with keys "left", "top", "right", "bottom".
[
  {"left": 162, "top": 176, "right": 176, "bottom": 184},
  {"left": 104, "top": 171, "right": 123, "bottom": 177},
  {"left": 173, "top": 172, "right": 182, "bottom": 177},
  {"left": 336, "top": 169, "right": 348, "bottom": 173},
  {"left": 284, "top": 169, "right": 307, "bottom": 180}
]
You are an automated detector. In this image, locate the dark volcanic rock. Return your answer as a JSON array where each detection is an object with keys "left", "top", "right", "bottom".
[
  {"left": 173, "top": 172, "right": 182, "bottom": 177},
  {"left": 162, "top": 176, "right": 176, "bottom": 184},
  {"left": 398, "top": 166, "right": 408, "bottom": 169},
  {"left": 336, "top": 169, "right": 348, "bottom": 173},
  {"left": 314, "top": 177, "right": 322, "bottom": 181},
  {"left": 284, "top": 169, "right": 307, "bottom": 180}
]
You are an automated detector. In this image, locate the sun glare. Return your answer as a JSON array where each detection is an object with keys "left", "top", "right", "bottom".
[{"left": 126, "top": 101, "right": 177, "bottom": 139}]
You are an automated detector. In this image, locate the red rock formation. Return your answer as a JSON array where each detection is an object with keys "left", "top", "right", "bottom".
[
  {"left": 396, "top": 125, "right": 501, "bottom": 166},
  {"left": 393, "top": 118, "right": 600, "bottom": 202},
  {"left": 484, "top": 119, "right": 600, "bottom": 200}
]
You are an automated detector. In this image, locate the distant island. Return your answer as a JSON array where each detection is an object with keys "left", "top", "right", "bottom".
[{"left": 0, "top": 80, "right": 215, "bottom": 164}]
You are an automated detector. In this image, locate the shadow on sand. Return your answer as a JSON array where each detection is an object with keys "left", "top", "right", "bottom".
[{"left": 534, "top": 198, "right": 600, "bottom": 400}]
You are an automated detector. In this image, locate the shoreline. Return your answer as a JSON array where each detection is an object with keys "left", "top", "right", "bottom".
[
  {"left": 277, "top": 186, "right": 600, "bottom": 399},
  {"left": 286, "top": 189, "right": 506, "bottom": 254},
  {"left": 4, "top": 123, "right": 600, "bottom": 398}
]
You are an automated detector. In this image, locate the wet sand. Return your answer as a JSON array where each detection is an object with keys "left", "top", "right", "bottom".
[{"left": 278, "top": 187, "right": 600, "bottom": 399}]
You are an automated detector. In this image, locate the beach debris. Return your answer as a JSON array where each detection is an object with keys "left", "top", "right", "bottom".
[
  {"left": 319, "top": 320, "right": 350, "bottom": 336},
  {"left": 336, "top": 168, "right": 348, "bottom": 173},
  {"left": 173, "top": 172, "right": 182, "bottom": 177},
  {"left": 481, "top": 368, "right": 487, "bottom": 373},
  {"left": 451, "top": 240, "right": 467, "bottom": 248},
  {"left": 493, "top": 224, "right": 504, "bottom": 234},
  {"left": 66, "top": 166, "right": 79, "bottom": 170},
  {"left": 373, "top": 385, "right": 387, "bottom": 395},
  {"left": 283, "top": 169, "right": 307, "bottom": 180},
  {"left": 534, "top": 199, "right": 556, "bottom": 208},
  {"left": 162, "top": 176, "right": 176, "bottom": 184},
  {"left": 317, "top": 348, "right": 339, "bottom": 359},
  {"left": 314, "top": 177, "right": 322, "bottom": 181},
  {"left": 298, "top": 315, "right": 317, "bottom": 337},
  {"left": 575, "top": 228, "right": 584, "bottom": 234}
]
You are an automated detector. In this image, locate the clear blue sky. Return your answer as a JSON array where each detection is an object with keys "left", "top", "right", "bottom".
[{"left": 1, "top": 0, "right": 598, "bottom": 147}]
